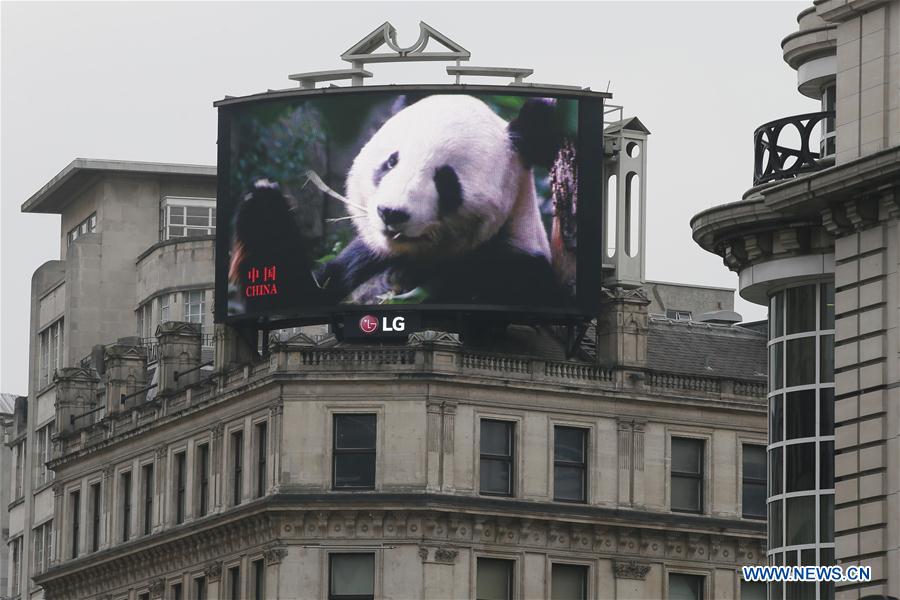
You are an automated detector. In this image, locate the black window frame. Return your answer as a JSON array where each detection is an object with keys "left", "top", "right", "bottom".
[
  {"left": 142, "top": 463, "right": 154, "bottom": 535},
  {"left": 197, "top": 443, "right": 210, "bottom": 517},
  {"left": 231, "top": 430, "right": 244, "bottom": 505},
  {"left": 90, "top": 482, "right": 102, "bottom": 552},
  {"left": 553, "top": 426, "right": 587, "bottom": 503},
  {"left": 479, "top": 419, "right": 515, "bottom": 497},
  {"left": 121, "top": 471, "right": 132, "bottom": 542},
  {"left": 332, "top": 414, "right": 377, "bottom": 490},
  {"left": 175, "top": 451, "right": 187, "bottom": 524},
  {"left": 328, "top": 553, "right": 375, "bottom": 600},
  {"left": 742, "top": 443, "right": 767, "bottom": 520},
  {"left": 670, "top": 437, "right": 704, "bottom": 514},
  {"left": 255, "top": 422, "right": 268, "bottom": 498}
]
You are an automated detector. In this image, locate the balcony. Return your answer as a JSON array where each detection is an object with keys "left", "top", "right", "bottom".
[{"left": 753, "top": 111, "right": 834, "bottom": 185}]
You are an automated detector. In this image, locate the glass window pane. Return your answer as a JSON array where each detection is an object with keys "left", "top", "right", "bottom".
[
  {"left": 554, "top": 465, "right": 585, "bottom": 502},
  {"left": 819, "top": 388, "right": 834, "bottom": 436},
  {"left": 551, "top": 564, "right": 586, "bottom": 600},
  {"left": 786, "top": 285, "right": 816, "bottom": 334},
  {"left": 335, "top": 415, "right": 376, "bottom": 449},
  {"left": 769, "top": 446, "right": 782, "bottom": 496},
  {"left": 669, "top": 573, "right": 703, "bottom": 600},
  {"left": 480, "top": 458, "right": 511, "bottom": 495},
  {"left": 742, "top": 481, "right": 766, "bottom": 518},
  {"left": 481, "top": 421, "right": 512, "bottom": 456},
  {"left": 168, "top": 206, "right": 184, "bottom": 223},
  {"left": 671, "top": 438, "right": 701, "bottom": 474},
  {"left": 671, "top": 475, "right": 700, "bottom": 512},
  {"left": 820, "top": 335, "right": 834, "bottom": 383},
  {"left": 554, "top": 427, "right": 585, "bottom": 463},
  {"left": 186, "top": 206, "right": 209, "bottom": 219},
  {"left": 786, "top": 390, "right": 816, "bottom": 439},
  {"left": 168, "top": 226, "right": 185, "bottom": 238},
  {"left": 330, "top": 554, "right": 374, "bottom": 596},
  {"left": 770, "top": 394, "right": 783, "bottom": 443},
  {"left": 786, "top": 495, "right": 816, "bottom": 545},
  {"left": 333, "top": 453, "right": 375, "bottom": 488},
  {"left": 786, "top": 443, "right": 816, "bottom": 492},
  {"left": 820, "top": 547, "right": 835, "bottom": 566},
  {"left": 185, "top": 228, "right": 207, "bottom": 237},
  {"left": 741, "top": 581, "right": 767, "bottom": 600},
  {"left": 820, "top": 441, "right": 834, "bottom": 489},
  {"left": 770, "top": 292, "right": 784, "bottom": 339},
  {"left": 820, "top": 283, "right": 835, "bottom": 330},
  {"left": 786, "top": 337, "right": 816, "bottom": 386},
  {"left": 743, "top": 445, "right": 766, "bottom": 479},
  {"left": 769, "top": 342, "right": 783, "bottom": 390},
  {"left": 769, "top": 500, "right": 783, "bottom": 547},
  {"left": 477, "top": 558, "right": 512, "bottom": 600},
  {"left": 820, "top": 495, "right": 834, "bottom": 543}
]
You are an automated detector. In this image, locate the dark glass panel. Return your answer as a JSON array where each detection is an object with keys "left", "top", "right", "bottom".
[
  {"left": 671, "top": 475, "right": 701, "bottom": 512},
  {"left": 770, "top": 292, "right": 784, "bottom": 339},
  {"left": 476, "top": 558, "right": 512, "bottom": 600},
  {"left": 554, "top": 428, "right": 585, "bottom": 462},
  {"left": 821, "top": 283, "right": 835, "bottom": 330},
  {"left": 819, "top": 388, "right": 834, "bottom": 436},
  {"left": 481, "top": 420, "right": 512, "bottom": 456},
  {"left": 770, "top": 394, "right": 783, "bottom": 443},
  {"left": 786, "top": 337, "right": 816, "bottom": 386},
  {"left": 786, "top": 495, "right": 815, "bottom": 545},
  {"left": 786, "top": 443, "right": 816, "bottom": 492},
  {"left": 769, "top": 446, "right": 782, "bottom": 496},
  {"left": 551, "top": 564, "right": 587, "bottom": 600},
  {"left": 334, "top": 414, "right": 376, "bottom": 449},
  {"left": 820, "top": 441, "right": 834, "bottom": 489},
  {"left": 769, "top": 342, "right": 784, "bottom": 390},
  {"left": 554, "top": 465, "right": 585, "bottom": 502},
  {"left": 820, "top": 494, "right": 834, "bottom": 542},
  {"left": 330, "top": 554, "right": 375, "bottom": 597},
  {"left": 769, "top": 500, "right": 783, "bottom": 547},
  {"left": 333, "top": 453, "right": 376, "bottom": 488},
  {"left": 671, "top": 438, "right": 702, "bottom": 474},
  {"left": 786, "top": 285, "right": 816, "bottom": 334},
  {"left": 786, "top": 390, "right": 816, "bottom": 439},
  {"left": 480, "top": 458, "right": 512, "bottom": 496},
  {"left": 820, "top": 335, "right": 834, "bottom": 383}
]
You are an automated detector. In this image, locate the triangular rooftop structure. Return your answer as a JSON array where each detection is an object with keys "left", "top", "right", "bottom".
[{"left": 341, "top": 21, "right": 470, "bottom": 64}]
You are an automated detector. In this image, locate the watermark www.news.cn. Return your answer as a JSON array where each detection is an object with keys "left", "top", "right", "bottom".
[{"left": 742, "top": 565, "right": 872, "bottom": 583}]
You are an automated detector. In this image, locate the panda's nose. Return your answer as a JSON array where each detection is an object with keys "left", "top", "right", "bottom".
[{"left": 377, "top": 206, "right": 410, "bottom": 228}]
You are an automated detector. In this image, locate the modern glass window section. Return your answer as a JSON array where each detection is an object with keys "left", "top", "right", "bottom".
[
  {"left": 476, "top": 557, "right": 513, "bottom": 600},
  {"left": 551, "top": 564, "right": 587, "bottom": 600},
  {"left": 333, "top": 414, "right": 376, "bottom": 489},
  {"left": 163, "top": 198, "right": 216, "bottom": 240},
  {"left": 742, "top": 444, "right": 766, "bottom": 519},
  {"left": 329, "top": 554, "right": 375, "bottom": 600},
  {"left": 554, "top": 427, "right": 587, "bottom": 502},
  {"left": 669, "top": 573, "right": 704, "bottom": 600},
  {"left": 670, "top": 437, "right": 704, "bottom": 513},
  {"left": 480, "top": 420, "right": 515, "bottom": 496},
  {"left": 767, "top": 282, "right": 835, "bottom": 600}
]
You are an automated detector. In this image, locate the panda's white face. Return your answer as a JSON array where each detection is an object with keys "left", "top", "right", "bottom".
[{"left": 346, "top": 95, "right": 529, "bottom": 258}]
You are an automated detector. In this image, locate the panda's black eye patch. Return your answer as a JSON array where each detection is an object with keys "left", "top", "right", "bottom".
[
  {"left": 434, "top": 165, "right": 463, "bottom": 217},
  {"left": 373, "top": 151, "right": 399, "bottom": 185}
]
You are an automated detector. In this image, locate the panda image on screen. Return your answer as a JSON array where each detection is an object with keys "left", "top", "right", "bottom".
[{"left": 229, "top": 94, "right": 575, "bottom": 311}]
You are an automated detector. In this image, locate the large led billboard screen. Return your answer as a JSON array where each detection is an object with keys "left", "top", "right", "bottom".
[{"left": 215, "top": 85, "right": 605, "bottom": 325}]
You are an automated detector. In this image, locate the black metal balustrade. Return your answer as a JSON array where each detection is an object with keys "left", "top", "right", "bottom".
[{"left": 753, "top": 111, "right": 834, "bottom": 185}]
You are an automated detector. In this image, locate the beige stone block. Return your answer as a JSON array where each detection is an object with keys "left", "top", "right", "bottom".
[
  {"left": 859, "top": 390, "right": 885, "bottom": 417},
  {"left": 835, "top": 505, "right": 859, "bottom": 532},
  {"left": 861, "top": 6, "right": 886, "bottom": 35},
  {"left": 859, "top": 334, "right": 884, "bottom": 362},
  {"left": 836, "top": 123, "right": 860, "bottom": 162},
  {"left": 836, "top": 93, "right": 862, "bottom": 128},
  {"left": 835, "top": 395, "right": 859, "bottom": 423},
  {"left": 836, "top": 531, "right": 860, "bottom": 557},
  {"left": 835, "top": 314, "right": 858, "bottom": 342},
  {"left": 859, "top": 526, "right": 886, "bottom": 554},
  {"left": 858, "top": 279, "right": 885, "bottom": 307},
  {"left": 835, "top": 449, "right": 858, "bottom": 477},
  {"left": 860, "top": 225, "right": 886, "bottom": 253},
  {"left": 835, "top": 587, "right": 860, "bottom": 600},
  {"left": 835, "top": 233, "right": 860, "bottom": 261},
  {"left": 860, "top": 112, "right": 887, "bottom": 147},
  {"left": 836, "top": 421, "right": 859, "bottom": 450},
  {"left": 836, "top": 260, "right": 859, "bottom": 287},
  {"left": 859, "top": 416, "right": 886, "bottom": 445},
  {"left": 859, "top": 445, "right": 885, "bottom": 471},
  {"left": 860, "top": 252, "right": 885, "bottom": 280},
  {"left": 836, "top": 287, "right": 859, "bottom": 313},
  {"left": 860, "top": 58, "right": 886, "bottom": 93},
  {"left": 837, "top": 65, "right": 861, "bottom": 100},
  {"left": 861, "top": 139, "right": 888, "bottom": 155},
  {"left": 835, "top": 341, "right": 859, "bottom": 368},
  {"left": 836, "top": 477, "right": 859, "bottom": 503},
  {"left": 859, "top": 362, "right": 886, "bottom": 389},
  {"left": 861, "top": 84, "right": 887, "bottom": 119},
  {"left": 859, "top": 306, "right": 886, "bottom": 335},
  {"left": 837, "top": 36, "right": 861, "bottom": 72},
  {"left": 836, "top": 368, "right": 858, "bottom": 396},
  {"left": 837, "top": 18, "right": 862, "bottom": 45},
  {"left": 859, "top": 498, "right": 886, "bottom": 528},
  {"left": 859, "top": 472, "right": 886, "bottom": 500}
]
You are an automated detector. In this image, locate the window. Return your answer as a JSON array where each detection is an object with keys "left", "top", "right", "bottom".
[
  {"left": 32, "top": 521, "right": 52, "bottom": 574},
  {"left": 10, "top": 537, "right": 21, "bottom": 596},
  {"left": 252, "top": 558, "right": 266, "bottom": 600},
  {"left": 476, "top": 557, "right": 513, "bottom": 600},
  {"left": 551, "top": 564, "right": 587, "bottom": 600},
  {"left": 175, "top": 452, "right": 187, "bottom": 524},
  {"left": 742, "top": 444, "right": 766, "bottom": 519},
  {"left": 67, "top": 212, "right": 97, "bottom": 245},
  {"left": 671, "top": 437, "right": 704, "bottom": 513},
  {"left": 666, "top": 309, "right": 693, "bottom": 321},
  {"left": 255, "top": 422, "right": 268, "bottom": 498},
  {"left": 164, "top": 198, "right": 216, "bottom": 240},
  {"left": 228, "top": 565, "right": 241, "bottom": 600},
  {"left": 741, "top": 580, "right": 767, "bottom": 600},
  {"left": 480, "top": 419, "right": 514, "bottom": 496},
  {"left": 231, "top": 430, "right": 244, "bottom": 505},
  {"left": 121, "top": 471, "right": 132, "bottom": 542},
  {"left": 329, "top": 554, "right": 374, "bottom": 600},
  {"left": 91, "top": 482, "right": 102, "bottom": 551},
  {"left": 142, "top": 463, "right": 154, "bottom": 535},
  {"left": 194, "top": 577, "right": 207, "bottom": 600},
  {"left": 196, "top": 443, "right": 210, "bottom": 517},
  {"left": 34, "top": 422, "right": 55, "bottom": 486},
  {"left": 13, "top": 440, "right": 25, "bottom": 499},
  {"left": 138, "top": 593, "right": 150, "bottom": 600},
  {"left": 183, "top": 290, "right": 205, "bottom": 325},
  {"left": 554, "top": 426, "right": 586, "bottom": 502},
  {"left": 160, "top": 293, "right": 172, "bottom": 324},
  {"left": 70, "top": 489, "right": 81, "bottom": 558},
  {"left": 669, "top": 573, "right": 704, "bottom": 600},
  {"left": 333, "top": 414, "right": 376, "bottom": 489},
  {"left": 137, "top": 303, "right": 152, "bottom": 339},
  {"left": 171, "top": 582, "right": 183, "bottom": 600},
  {"left": 39, "top": 319, "right": 64, "bottom": 388}
]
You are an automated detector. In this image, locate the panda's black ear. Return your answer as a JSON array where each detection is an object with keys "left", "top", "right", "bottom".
[{"left": 508, "top": 98, "right": 564, "bottom": 169}]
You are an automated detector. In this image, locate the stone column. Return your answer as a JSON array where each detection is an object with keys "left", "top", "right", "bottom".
[
  {"left": 102, "top": 342, "right": 147, "bottom": 414},
  {"left": 595, "top": 287, "right": 650, "bottom": 372},
  {"left": 156, "top": 322, "right": 202, "bottom": 396},
  {"left": 54, "top": 367, "right": 100, "bottom": 436}
]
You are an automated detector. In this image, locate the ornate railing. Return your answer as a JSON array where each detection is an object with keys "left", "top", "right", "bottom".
[{"left": 753, "top": 111, "right": 833, "bottom": 185}]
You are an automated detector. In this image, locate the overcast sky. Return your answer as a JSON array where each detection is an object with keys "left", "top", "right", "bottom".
[{"left": 0, "top": 1, "right": 814, "bottom": 394}]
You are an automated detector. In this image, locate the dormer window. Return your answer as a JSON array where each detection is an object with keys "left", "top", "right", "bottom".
[
  {"left": 163, "top": 197, "right": 215, "bottom": 240},
  {"left": 67, "top": 213, "right": 97, "bottom": 245}
]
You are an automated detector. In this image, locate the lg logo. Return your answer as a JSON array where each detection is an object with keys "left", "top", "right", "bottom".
[{"left": 358, "top": 315, "right": 406, "bottom": 335}]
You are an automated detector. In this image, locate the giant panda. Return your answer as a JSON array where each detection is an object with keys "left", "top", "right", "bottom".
[{"left": 229, "top": 94, "right": 571, "bottom": 311}]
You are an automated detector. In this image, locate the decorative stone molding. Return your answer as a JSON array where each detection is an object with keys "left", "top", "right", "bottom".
[
  {"left": 148, "top": 578, "right": 165, "bottom": 598},
  {"left": 434, "top": 548, "right": 458, "bottom": 563},
  {"left": 407, "top": 330, "right": 461, "bottom": 347},
  {"left": 211, "top": 422, "right": 225, "bottom": 440},
  {"left": 204, "top": 561, "right": 222, "bottom": 582},
  {"left": 52, "top": 481, "right": 65, "bottom": 496},
  {"left": 613, "top": 560, "right": 651, "bottom": 580},
  {"left": 418, "top": 547, "right": 429, "bottom": 561},
  {"left": 155, "top": 445, "right": 168, "bottom": 461},
  {"left": 264, "top": 545, "right": 288, "bottom": 565}
]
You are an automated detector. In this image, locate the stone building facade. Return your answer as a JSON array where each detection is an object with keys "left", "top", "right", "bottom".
[
  {"left": 692, "top": 0, "right": 900, "bottom": 598},
  {"left": 7, "top": 151, "right": 772, "bottom": 600}
]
